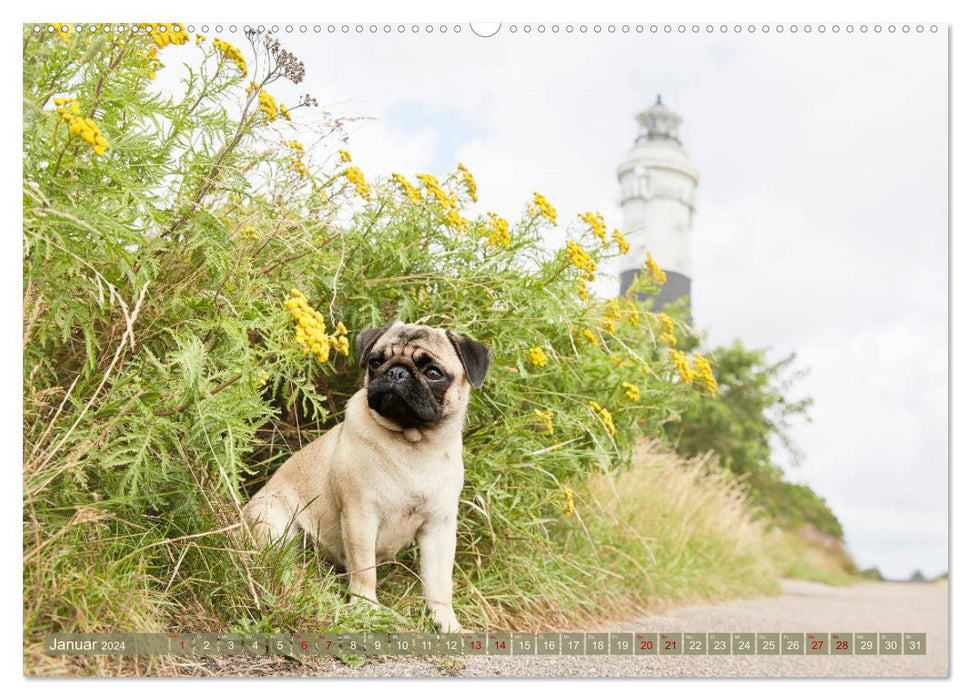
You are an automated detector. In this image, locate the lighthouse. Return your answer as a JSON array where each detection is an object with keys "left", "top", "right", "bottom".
[{"left": 616, "top": 96, "right": 699, "bottom": 313}]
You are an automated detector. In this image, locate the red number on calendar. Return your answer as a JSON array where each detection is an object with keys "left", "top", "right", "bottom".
[
  {"left": 665, "top": 641, "right": 676, "bottom": 650},
  {"left": 471, "top": 640, "right": 482, "bottom": 650},
  {"left": 495, "top": 640, "right": 506, "bottom": 650},
  {"left": 301, "top": 641, "right": 308, "bottom": 651},
  {"left": 811, "top": 641, "right": 823, "bottom": 650},
  {"left": 836, "top": 641, "right": 848, "bottom": 650},
  {"left": 640, "top": 640, "right": 654, "bottom": 650},
  {"left": 325, "top": 640, "right": 332, "bottom": 649}
]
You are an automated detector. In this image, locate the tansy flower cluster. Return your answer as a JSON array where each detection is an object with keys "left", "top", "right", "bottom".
[
  {"left": 656, "top": 312, "right": 677, "bottom": 345},
  {"left": 612, "top": 229, "right": 630, "bottom": 254},
  {"left": 258, "top": 89, "right": 279, "bottom": 122},
  {"left": 622, "top": 381, "right": 641, "bottom": 402},
  {"left": 581, "top": 328, "right": 599, "bottom": 346},
  {"left": 148, "top": 25, "right": 189, "bottom": 48},
  {"left": 579, "top": 211, "right": 608, "bottom": 247},
  {"left": 457, "top": 163, "right": 478, "bottom": 202},
  {"left": 668, "top": 349, "right": 695, "bottom": 384},
  {"left": 644, "top": 251, "right": 667, "bottom": 286},
  {"left": 339, "top": 149, "right": 352, "bottom": 163},
  {"left": 626, "top": 299, "right": 640, "bottom": 326},
  {"left": 528, "top": 346, "right": 549, "bottom": 367},
  {"left": 344, "top": 166, "right": 372, "bottom": 200},
  {"left": 561, "top": 486, "right": 575, "bottom": 516},
  {"left": 566, "top": 241, "right": 597, "bottom": 281},
  {"left": 481, "top": 212, "right": 511, "bottom": 250},
  {"left": 279, "top": 104, "right": 292, "bottom": 121},
  {"left": 195, "top": 34, "right": 206, "bottom": 45},
  {"left": 601, "top": 297, "right": 625, "bottom": 334},
  {"left": 530, "top": 192, "right": 558, "bottom": 226},
  {"left": 588, "top": 401, "right": 616, "bottom": 437},
  {"left": 254, "top": 369, "right": 269, "bottom": 389},
  {"left": 692, "top": 354, "right": 718, "bottom": 396},
  {"left": 534, "top": 408, "right": 554, "bottom": 436},
  {"left": 391, "top": 173, "right": 422, "bottom": 203},
  {"left": 240, "top": 226, "right": 259, "bottom": 241},
  {"left": 284, "top": 140, "right": 307, "bottom": 178},
  {"left": 285, "top": 289, "right": 349, "bottom": 362},
  {"left": 54, "top": 98, "right": 109, "bottom": 156},
  {"left": 213, "top": 37, "right": 247, "bottom": 76},
  {"left": 50, "top": 24, "right": 72, "bottom": 46},
  {"left": 417, "top": 173, "right": 468, "bottom": 232}
]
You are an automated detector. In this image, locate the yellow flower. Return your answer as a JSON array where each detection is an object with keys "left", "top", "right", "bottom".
[
  {"left": 51, "top": 24, "right": 72, "bottom": 46},
  {"left": 344, "top": 166, "right": 372, "bottom": 200},
  {"left": 645, "top": 251, "right": 667, "bottom": 286},
  {"left": 625, "top": 299, "right": 640, "bottom": 326},
  {"left": 292, "top": 159, "right": 308, "bottom": 178},
  {"left": 528, "top": 347, "right": 549, "bottom": 367},
  {"left": 530, "top": 192, "right": 558, "bottom": 226},
  {"left": 195, "top": 34, "right": 207, "bottom": 45},
  {"left": 622, "top": 381, "right": 640, "bottom": 402},
  {"left": 146, "top": 24, "right": 190, "bottom": 49},
  {"left": 54, "top": 97, "right": 109, "bottom": 157},
  {"left": 579, "top": 211, "right": 608, "bottom": 247},
  {"left": 457, "top": 163, "right": 478, "bottom": 202},
  {"left": 581, "top": 329, "right": 599, "bottom": 346},
  {"left": 279, "top": 104, "right": 292, "bottom": 121},
  {"left": 213, "top": 37, "right": 247, "bottom": 76},
  {"left": 258, "top": 89, "right": 279, "bottom": 122},
  {"left": 240, "top": 226, "right": 259, "bottom": 241},
  {"left": 339, "top": 149, "right": 352, "bottom": 163},
  {"left": 561, "top": 486, "right": 575, "bottom": 516},
  {"left": 254, "top": 369, "right": 269, "bottom": 389},
  {"left": 577, "top": 280, "right": 589, "bottom": 301},
  {"left": 565, "top": 241, "right": 597, "bottom": 281},
  {"left": 391, "top": 173, "right": 422, "bottom": 203},
  {"left": 534, "top": 408, "right": 554, "bottom": 436},
  {"left": 693, "top": 355, "right": 718, "bottom": 396},
  {"left": 588, "top": 401, "right": 616, "bottom": 437},
  {"left": 612, "top": 228, "right": 630, "bottom": 254},
  {"left": 656, "top": 312, "right": 677, "bottom": 345},
  {"left": 481, "top": 212, "right": 511, "bottom": 249},
  {"left": 669, "top": 349, "right": 696, "bottom": 384},
  {"left": 285, "top": 289, "right": 345, "bottom": 362}
]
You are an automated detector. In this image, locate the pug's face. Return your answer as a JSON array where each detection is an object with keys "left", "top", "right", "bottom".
[{"left": 357, "top": 322, "right": 493, "bottom": 431}]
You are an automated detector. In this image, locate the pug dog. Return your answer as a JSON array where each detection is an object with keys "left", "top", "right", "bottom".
[{"left": 242, "top": 321, "right": 493, "bottom": 633}]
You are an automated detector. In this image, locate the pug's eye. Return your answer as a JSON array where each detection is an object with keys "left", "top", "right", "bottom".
[
  {"left": 368, "top": 356, "right": 383, "bottom": 370},
  {"left": 423, "top": 366, "right": 444, "bottom": 381}
]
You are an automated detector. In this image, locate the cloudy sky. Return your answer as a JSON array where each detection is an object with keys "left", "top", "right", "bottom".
[{"left": 170, "top": 24, "right": 949, "bottom": 579}]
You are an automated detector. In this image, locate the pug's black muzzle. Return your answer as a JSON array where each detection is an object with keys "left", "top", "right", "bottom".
[{"left": 367, "top": 365, "right": 444, "bottom": 428}]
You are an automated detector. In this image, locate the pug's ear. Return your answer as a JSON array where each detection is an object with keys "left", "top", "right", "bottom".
[
  {"left": 356, "top": 326, "right": 388, "bottom": 367},
  {"left": 447, "top": 332, "right": 494, "bottom": 389}
]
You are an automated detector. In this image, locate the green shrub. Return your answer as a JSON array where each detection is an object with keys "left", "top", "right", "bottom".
[{"left": 24, "top": 25, "right": 732, "bottom": 647}]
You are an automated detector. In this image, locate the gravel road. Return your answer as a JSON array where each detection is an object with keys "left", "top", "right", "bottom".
[{"left": 185, "top": 580, "right": 948, "bottom": 678}]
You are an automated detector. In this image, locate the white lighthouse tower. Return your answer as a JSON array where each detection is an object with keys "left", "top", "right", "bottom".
[{"left": 616, "top": 95, "right": 699, "bottom": 313}]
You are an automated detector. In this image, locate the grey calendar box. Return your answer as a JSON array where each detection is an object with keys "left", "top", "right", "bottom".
[
  {"left": 413, "top": 633, "right": 439, "bottom": 655},
  {"left": 365, "top": 632, "right": 392, "bottom": 655},
  {"left": 317, "top": 633, "right": 340, "bottom": 655},
  {"left": 132, "top": 633, "right": 169, "bottom": 655},
  {"left": 757, "top": 633, "right": 779, "bottom": 655},
  {"left": 733, "top": 633, "right": 755, "bottom": 655},
  {"left": 489, "top": 632, "right": 512, "bottom": 654},
  {"left": 904, "top": 633, "right": 926, "bottom": 655},
  {"left": 387, "top": 633, "right": 414, "bottom": 655},
  {"left": 537, "top": 633, "right": 560, "bottom": 655},
  {"left": 585, "top": 633, "right": 609, "bottom": 655},
  {"left": 659, "top": 633, "right": 683, "bottom": 655},
  {"left": 879, "top": 633, "right": 902, "bottom": 655},
  {"left": 561, "top": 633, "right": 585, "bottom": 655},
  {"left": 268, "top": 634, "right": 291, "bottom": 656},
  {"left": 339, "top": 633, "right": 366, "bottom": 655},
  {"left": 462, "top": 632, "right": 488, "bottom": 655},
  {"left": 216, "top": 634, "right": 243, "bottom": 655},
  {"left": 195, "top": 634, "right": 218, "bottom": 656},
  {"left": 243, "top": 634, "right": 267, "bottom": 655},
  {"left": 610, "top": 633, "right": 634, "bottom": 655},
  {"left": 171, "top": 633, "right": 197, "bottom": 656},
  {"left": 709, "top": 632, "right": 731, "bottom": 655},
  {"left": 635, "top": 632, "right": 658, "bottom": 655},
  {"left": 292, "top": 633, "right": 314, "bottom": 655},
  {"left": 512, "top": 633, "right": 536, "bottom": 654},
  {"left": 782, "top": 633, "right": 804, "bottom": 655},
  {"left": 684, "top": 633, "right": 706, "bottom": 655},
  {"left": 855, "top": 633, "right": 878, "bottom": 655},
  {"left": 830, "top": 633, "right": 852, "bottom": 655},
  {"left": 806, "top": 633, "right": 828, "bottom": 655},
  {"left": 439, "top": 633, "right": 463, "bottom": 655}
]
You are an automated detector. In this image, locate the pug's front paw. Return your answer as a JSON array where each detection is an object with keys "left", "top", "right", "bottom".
[{"left": 429, "top": 604, "right": 464, "bottom": 633}]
